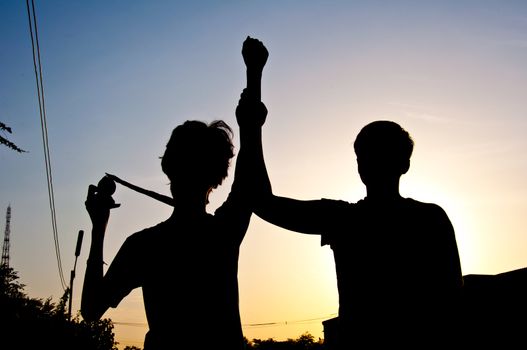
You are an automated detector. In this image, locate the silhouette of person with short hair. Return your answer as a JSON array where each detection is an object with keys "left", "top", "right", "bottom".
[
  {"left": 239, "top": 92, "right": 464, "bottom": 347},
  {"left": 81, "top": 37, "right": 268, "bottom": 350}
]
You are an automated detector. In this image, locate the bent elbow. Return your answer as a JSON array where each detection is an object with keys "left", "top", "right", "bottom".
[
  {"left": 80, "top": 307, "right": 102, "bottom": 322},
  {"left": 80, "top": 300, "right": 106, "bottom": 322}
]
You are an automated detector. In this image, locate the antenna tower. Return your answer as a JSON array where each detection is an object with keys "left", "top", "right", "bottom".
[{"left": 2, "top": 205, "right": 11, "bottom": 268}]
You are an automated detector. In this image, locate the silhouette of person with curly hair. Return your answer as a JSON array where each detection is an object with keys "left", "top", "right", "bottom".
[{"left": 81, "top": 36, "right": 268, "bottom": 350}]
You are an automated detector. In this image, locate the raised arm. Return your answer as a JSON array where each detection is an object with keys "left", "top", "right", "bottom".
[
  {"left": 242, "top": 36, "right": 267, "bottom": 102},
  {"left": 230, "top": 37, "right": 268, "bottom": 204},
  {"left": 80, "top": 177, "right": 118, "bottom": 321},
  {"left": 237, "top": 37, "right": 332, "bottom": 235}
]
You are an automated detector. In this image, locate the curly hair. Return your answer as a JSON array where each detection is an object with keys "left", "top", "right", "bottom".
[{"left": 161, "top": 120, "right": 235, "bottom": 192}]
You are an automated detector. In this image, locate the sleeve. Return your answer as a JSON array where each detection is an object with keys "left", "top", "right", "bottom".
[
  {"left": 318, "top": 198, "right": 351, "bottom": 247},
  {"left": 214, "top": 187, "right": 252, "bottom": 245},
  {"left": 102, "top": 234, "right": 144, "bottom": 308},
  {"left": 432, "top": 204, "right": 464, "bottom": 291}
]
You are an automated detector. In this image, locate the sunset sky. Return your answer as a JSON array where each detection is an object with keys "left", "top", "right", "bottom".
[{"left": 2, "top": 1, "right": 527, "bottom": 348}]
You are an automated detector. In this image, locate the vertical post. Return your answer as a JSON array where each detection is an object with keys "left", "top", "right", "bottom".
[
  {"left": 68, "top": 230, "right": 84, "bottom": 321},
  {"left": 68, "top": 270, "right": 74, "bottom": 321}
]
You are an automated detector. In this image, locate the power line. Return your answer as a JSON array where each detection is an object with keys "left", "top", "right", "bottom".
[
  {"left": 26, "top": 0, "right": 67, "bottom": 291},
  {"left": 112, "top": 313, "right": 337, "bottom": 346},
  {"left": 112, "top": 313, "right": 338, "bottom": 329},
  {"left": 243, "top": 313, "right": 338, "bottom": 328}
]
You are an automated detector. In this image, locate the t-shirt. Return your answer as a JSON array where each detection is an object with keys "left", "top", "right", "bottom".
[
  {"left": 319, "top": 197, "right": 463, "bottom": 344},
  {"left": 101, "top": 189, "right": 251, "bottom": 350}
]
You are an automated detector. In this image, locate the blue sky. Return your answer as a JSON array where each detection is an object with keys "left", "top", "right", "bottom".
[{"left": 2, "top": 1, "right": 527, "bottom": 347}]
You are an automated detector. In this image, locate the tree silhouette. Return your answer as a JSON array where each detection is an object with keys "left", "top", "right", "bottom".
[
  {"left": 0, "top": 265, "right": 118, "bottom": 349},
  {"left": 0, "top": 122, "right": 26, "bottom": 153},
  {"left": 246, "top": 332, "right": 324, "bottom": 350},
  {"left": 1, "top": 266, "right": 328, "bottom": 349}
]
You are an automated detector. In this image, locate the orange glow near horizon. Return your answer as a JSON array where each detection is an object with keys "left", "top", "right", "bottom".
[{"left": 3, "top": 1, "right": 527, "bottom": 349}]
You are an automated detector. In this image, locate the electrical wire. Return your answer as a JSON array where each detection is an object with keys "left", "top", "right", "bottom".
[
  {"left": 26, "top": 0, "right": 67, "bottom": 291},
  {"left": 112, "top": 313, "right": 338, "bottom": 329},
  {"left": 113, "top": 313, "right": 337, "bottom": 348},
  {"left": 243, "top": 313, "right": 338, "bottom": 328}
]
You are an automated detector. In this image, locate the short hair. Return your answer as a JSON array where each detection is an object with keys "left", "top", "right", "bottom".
[
  {"left": 353, "top": 120, "right": 414, "bottom": 162},
  {"left": 161, "top": 120, "right": 234, "bottom": 190}
]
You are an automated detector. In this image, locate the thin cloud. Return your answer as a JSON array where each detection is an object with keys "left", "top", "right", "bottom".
[
  {"left": 385, "top": 102, "right": 456, "bottom": 124},
  {"left": 499, "top": 39, "right": 527, "bottom": 49}
]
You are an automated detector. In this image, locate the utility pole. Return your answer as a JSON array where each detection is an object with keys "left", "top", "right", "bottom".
[
  {"left": 1, "top": 205, "right": 11, "bottom": 268},
  {"left": 68, "top": 229, "right": 84, "bottom": 320}
]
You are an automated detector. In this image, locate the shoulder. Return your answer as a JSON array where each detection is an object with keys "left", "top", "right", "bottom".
[
  {"left": 321, "top": 198, "right": 354, "bottom": 209},
  {"left": 405, "top": 198, "right": 444, "bottom": 210},
  {"left": 319, "top": 199, "right": 355, "bottom": 246},
  {"left": 123, "top": 221, "right": 168, "bottom": 247},
  {"left": 319, "top": 198, "right": 356, "bottom": 217},
  {"left": 320, "top": 198, "right": 356, "bottom": 225},
  {"left": 404, "top": 198, "right": 451, "bottom": 221}
]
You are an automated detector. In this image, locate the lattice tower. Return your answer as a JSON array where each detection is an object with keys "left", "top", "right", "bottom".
[{"left": 1, "top": 205, "right": 11, "bottom": 268}]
